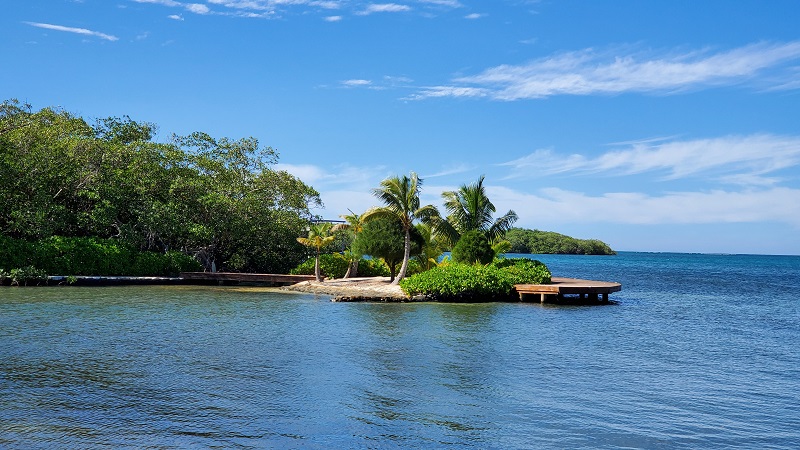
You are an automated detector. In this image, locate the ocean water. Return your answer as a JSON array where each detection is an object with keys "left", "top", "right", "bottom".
[{"left": 0, "top": 252, "right": 798, "bottom": 449}]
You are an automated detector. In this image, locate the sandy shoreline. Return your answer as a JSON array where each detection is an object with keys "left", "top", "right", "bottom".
[{"left": 282, "top": 276, "right": 419, "bottom": 302}]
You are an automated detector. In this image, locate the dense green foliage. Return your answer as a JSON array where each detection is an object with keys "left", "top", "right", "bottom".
[
  {"left": 0, "top": 100, "right": 321, "bottom": 274},
  {"left": 450, "top": 230, "right": 495, "bottom": 264},
  {"left": 491, "top": 257, "right": 552, "bottom": 285},
  {"left": 352, "top": 216, "right": 424, "bottom": 281},
  {"left": 400, "top": 264, "right": 514, "bottom": 301},
  {"left": 0, "top": 235, "right": 200, "bottom": 276},
  {"left": 0, "top": 266, "right": 48, "bottom": 286},
  {"left": 399, "top": 258, "right": 552, "bottom": 302},
  {"left": 505, "top": 228, "right": 616, "bottom": 255},
  {"left": 290, "top": 253, "right": 390, "bottom": 279}
]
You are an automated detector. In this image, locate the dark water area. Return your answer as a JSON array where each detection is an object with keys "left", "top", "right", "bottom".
[{"left": 1, "top": 252, "right": 798, "bottom": 448}]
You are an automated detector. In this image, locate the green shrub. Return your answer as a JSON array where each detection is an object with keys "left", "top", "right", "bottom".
[
  {"left": 3, "top": 266, "right": 49, "bottom": 286},
  {"left": 356, "top": 258, "right": 391, "bottom": 277},
  {"left": 290, "top": 253, "right": 350, "bottom": 279},
  {"left": 291, "top": 254, "right": 396, "bottom": 279},
  {"left": 0, "top": 235, "right": 200, "bottom": 276},
  {"left": 400, "top": 263, "right": 515, "bottom": 302},
  {"left": 491, "top": 257, "right": 552, "bottom": 284},
  {"left": 451, "top": 230, "right": 494, "bottom": 265},
  {"left": 400, "top": 258, "right": 552, "bottom": 302}
]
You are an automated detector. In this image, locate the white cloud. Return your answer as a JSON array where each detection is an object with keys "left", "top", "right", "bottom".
[
  {"left": 357, "top": 3, "right": 412, "bottom": 15},
  {"left": 489, "top": 186, "right": 800, "bottom": 227},
  {"left": 501, "top": 134, "right": 800, "bottom": 186},
  {"left": 132, "top": 0, "right": 471, "bottom": 19},
  {"left": 186, "top": 3, "right": 211, "bottom": 14},
  {"left": 274, "top": 163, "right": 329, "bottom": 184},
  {"left": 313, "top": 1, "right": 342, "bottom": 9},
  {"left": 341, "top": 79, "right": 372, "bottom": 87},
  {"left": 404, "top": 85, "right": 489, "bottom": 100},
  {"left": 421, "top": 163, "right": 475, "bottom": 178},
  {"left": 25, "top": 21, "right": 119, "bottom": 41},
  {"left": 418, "top": 0, "right": 461, "bottom": 6},
  {"left": 281, "top": 159, "right": 800, "bottom": 229},
  {"left": 275, "top": 163, "right": 394, "bottom": 217},
  {"left": 133, "top": 0, "right": 181, "bottom": 6},
  {"left": 464, "top": 13, "right": 482, "bottom": 19},
  {"left": 411, "top": 41, "right": 800, "bottom": 100},
  {"left": 168, "top": 14, "right": 184, "bottom": 20}
]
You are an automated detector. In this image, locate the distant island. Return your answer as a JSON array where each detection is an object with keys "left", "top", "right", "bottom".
[{"left": 505, "top": 228, "right": 616, "bottom": 255}]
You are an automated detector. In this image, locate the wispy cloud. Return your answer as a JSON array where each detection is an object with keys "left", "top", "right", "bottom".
[
  {"left": 133, "top": 0, "right": 181, "bottom": 6},
  {"left": 419, "top": 0, "right": 462, "bottom": 6},
  {"left": 464, "top": 13, "right": 483, "bottom": 19},
  {"left": 336, "top": 75, "right": 414, "bottom": 90},
  {"left": 275, "top": 159, "right": 800, "bottom": 227},
  {"left": 25, "top": 21, "right": 119, "bottom": 41},
  {"left": 490, "top": 186, "right": 800, "bottom": 226},
  {"left": 341, "top": 79, "right": 373, "bottom": 87},
  {"left": 422, "top": 163, "right": 476, "bottom": 178},
  {"left": 167, "top": 14, "right": 184, "bottom": 20},
  {"left": 410, "top": 41, "right": 800, "bottom": 100},
  {"left": 500, "top": 134, "right": 800, "bottom": 186},
  {"left": 357, "top": 3, "right": 412, "bottom": 15},
  {"left": 133, "top": 0, "right": 464, "bottom": 19}
]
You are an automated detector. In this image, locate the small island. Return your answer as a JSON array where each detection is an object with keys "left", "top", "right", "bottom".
[{"left": 505, "top": 228, "right": 616, "bottom": 255}]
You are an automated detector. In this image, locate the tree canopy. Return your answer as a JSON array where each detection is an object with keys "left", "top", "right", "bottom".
[
  {"left": 353, "top": 215, "right": 424, "bottom": 282},
  {"left": 0, "top": 99, "right": 321, "bottom": 274}
]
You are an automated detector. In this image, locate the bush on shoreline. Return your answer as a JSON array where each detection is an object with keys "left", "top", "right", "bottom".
[
  {"left": 0, "top": 266, "right": 48, "bottom": 286},
  {"left": 290, "top": 253, "right": 391, "bottom": 279},
  {"left": 399, "top": 257, "right": 552, "bottom": 302},
  {"left": 0, "top": 235, "right": 201, "bottom": 277}
]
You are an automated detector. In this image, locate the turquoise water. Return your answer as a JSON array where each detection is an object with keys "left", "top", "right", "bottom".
[{"left": 1, "top": 252, "right": 798, "bottom": 449}]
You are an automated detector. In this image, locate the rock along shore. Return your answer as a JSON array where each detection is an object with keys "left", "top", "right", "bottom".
[{"left": 283, "top": 276, "right": 423, "bottom": 302}]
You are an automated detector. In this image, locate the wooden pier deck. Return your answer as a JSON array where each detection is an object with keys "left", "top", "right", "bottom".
[
  {"left": 179, "top": 272, "right": 316, "bottom": 286},
  {"left": 515, "top": 277, "right": 622, "bottom": 303}
]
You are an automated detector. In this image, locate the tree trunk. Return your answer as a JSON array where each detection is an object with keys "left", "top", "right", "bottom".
[
  {"left": 344, "top": 259, "right": 359, "bottom": 278},
  {"left": 314, "top": 250, "right": 322, "bottom": 282},
  {"left": 393, "top": 229, "right": 411, "bottom": 285}
]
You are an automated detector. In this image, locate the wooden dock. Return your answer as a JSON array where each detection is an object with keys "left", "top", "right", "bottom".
[
  {"left": 515, "top": 277, "right": 621, "bottom": 304},
  {"left": 179, "top": 272, "right": 316, "bottom": 286}
]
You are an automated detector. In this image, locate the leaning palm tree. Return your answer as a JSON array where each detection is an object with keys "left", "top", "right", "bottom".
[
  {"left": 331, "top": 210, "right": 366, "bottom": 278},
  {"left": 363, "top": 172, "right": 439, "bottom": 284},
  {"left": 296, "top": 222, "right": 336, "bottom": 282},
  {"left": 438, "top": 175, "right": 518, "bottom": 248}
]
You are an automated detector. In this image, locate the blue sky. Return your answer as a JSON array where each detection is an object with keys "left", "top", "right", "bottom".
[{"left": 3, "top": 0, "right": 800, "bottom": 255}]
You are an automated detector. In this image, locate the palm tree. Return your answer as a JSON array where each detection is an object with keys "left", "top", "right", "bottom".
[
  {"left": 296, "top": 222, "right": 335, "bottom": 282},
  {"left": 331, "top": 209, "right": 366, "bottom": 278},
  {"left": 438, "top": 175, "right": 518, "bottom": 249},
  {"left": 363, "top": 172, "right": 439, "bottom": 284}
]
